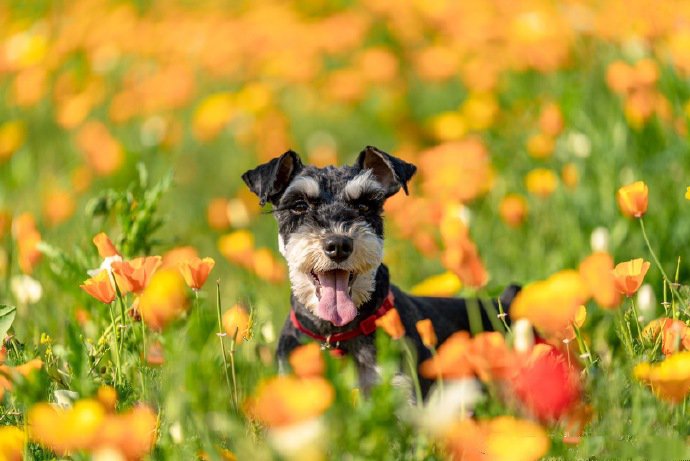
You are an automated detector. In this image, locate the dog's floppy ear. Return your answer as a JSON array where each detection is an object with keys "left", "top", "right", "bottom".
[
  {"left": 242, "top": 150, "right": 304, "bottom": 206},
  {"left": 356, "top": 146, "right": 416, "bottom": 197}
]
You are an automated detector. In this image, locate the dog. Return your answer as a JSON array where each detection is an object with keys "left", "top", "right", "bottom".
[{"left": 242, "top": 146, "right": 519, "bottom": 396}]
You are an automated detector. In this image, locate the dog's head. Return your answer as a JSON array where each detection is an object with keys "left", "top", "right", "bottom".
[{"left": 242, "top": 146, "right": 416, "bottom": 326}]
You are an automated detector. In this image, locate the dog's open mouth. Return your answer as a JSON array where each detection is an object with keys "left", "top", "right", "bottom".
[{"left": 310, "top": 269, "right": 357, "bottom": 326}]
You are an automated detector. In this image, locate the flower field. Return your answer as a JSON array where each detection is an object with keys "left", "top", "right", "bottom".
[{"left": 2, "top": 0, "right": 690, "bottom": 459}]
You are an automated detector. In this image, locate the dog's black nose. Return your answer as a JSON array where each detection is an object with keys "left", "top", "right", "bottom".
[{"left": 323, "top": 235, "right": 353, "bottom": 262}]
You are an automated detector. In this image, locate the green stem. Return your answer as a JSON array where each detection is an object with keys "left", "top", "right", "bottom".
[
  {"left": 639, "top": 218, "right": 683, "bottom": 312},
  {"left": 112, "top": 277, "right": 128, "bottom": 354},
  {"left": 229, "top": 330, "right": 239, "bottom": 410},
  {"left": 108, "top": 303, "right": 122, "bottom": 384},
  {"left": 573, "top": 323, "right": 594, "bottom": 372},
  {"left": 629, "top": 296, "right": 643, "bottom": 343},
  {"left": 401, "top": 340, "right": 423, "bottom": 406},
  {"left": 215, "top": 280, "right": 235, "bottom": 410}
]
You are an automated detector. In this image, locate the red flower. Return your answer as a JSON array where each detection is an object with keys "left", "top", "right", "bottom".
[{"left": 510, "top": 344, "right": 581, "bottom": 422}]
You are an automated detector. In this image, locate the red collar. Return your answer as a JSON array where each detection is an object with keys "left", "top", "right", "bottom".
[{"left": 290, "top": 290, "right": 395, "bottom": 356}]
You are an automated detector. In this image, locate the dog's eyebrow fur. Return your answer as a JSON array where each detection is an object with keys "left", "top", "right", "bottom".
[
  {"left": 343, "top": 170, "right": 384, "bottom": 200},
  {"left": 283, "top": 176, "right": 320, "bottom": 198}
]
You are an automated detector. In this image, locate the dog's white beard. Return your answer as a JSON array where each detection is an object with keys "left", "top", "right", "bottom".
[{"left": 281, "top": 222, "right": 383, "bottom": 314}]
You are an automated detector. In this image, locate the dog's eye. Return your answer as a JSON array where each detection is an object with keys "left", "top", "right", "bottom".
[
  {"left": 291, "top": 201, "right": 309, "bottom": 214},
  {"left": 357, "top": 203, "right": 369, "bottom": 213}
]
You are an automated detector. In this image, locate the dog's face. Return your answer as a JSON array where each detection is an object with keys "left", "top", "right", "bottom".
[{"left": 242, "top": 146, "right": 416, "bottom": 326}]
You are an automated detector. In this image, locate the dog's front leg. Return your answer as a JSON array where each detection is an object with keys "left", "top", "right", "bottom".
[
  {"left": 276, "top": 316, "right": 302, "bottom": 374},
  {"left": 350, "top": 337, "right": 380, "bottom": 395}
]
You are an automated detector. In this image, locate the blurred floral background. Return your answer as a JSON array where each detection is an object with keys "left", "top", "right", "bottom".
[{"left": 1, "top": 0, "right": 690, "bottom": 459}]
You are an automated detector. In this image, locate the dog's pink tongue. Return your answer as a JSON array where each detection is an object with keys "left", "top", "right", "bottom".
[{"left": 316, "top": 269, "right": 356, "bottom": 326}]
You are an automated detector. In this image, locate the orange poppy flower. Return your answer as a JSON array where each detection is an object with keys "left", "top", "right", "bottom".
[
  {"left": 0, "top": 426, "right": 24, "bottom": 461},
  {"left": 499, "top": 194, "right": 528, "bottom": 227},
  {"left": 466, "top": 332, "right": 515, "bottom": 382},
  {"left": 91, "top": 405, "right": 158, "bottom": 460},
  {"left": 525, "top": 168, "right": 558, "bottom": 197},
  {"left": 539, "top": 102, "right": 564, "bottom": 137},
  {"left": 578, "top": 252, "right": 621, "bottom": 309},
  {"left": 642, "top": 318, "right": 690, "bottom": 356},
  {"left": 411, "top": 272, "right": 462, "bottom": 297},
  {"left": 92, "top": 232, "right": 120, "bottom": 258},
  {"left": 375, "top": 308, "right": 405, "bottom": 340},
  {"left": 28, "top": 399, "right": 105, "bottom": 455},
  {"left": 111, "top": 256, "right": 162, "bottom": 294},
  {"left": 222, "top": 305, "right": 251, "bottom": 344},
  {"left": 440, "top": 207, "right": 489, "bottom": 288},
  {"left": 443, "top": 416, "right": 549, "bottom": 461},
  {"left": 511, "top": 270, "right": 590, "bottom": 338},
  {"left": 161, "top": 246, "right": 199, "bottom": 269},
  {"left": 245, "top": 376, "right": 334, "bottom": 428},
  {"left": 289, "top": 343, "right": 325, "bottom": 378},
  {"left": 612, "top": 258, "right": 650, "bottom": 297},
  {"left": 617, "top": 181, "right": 648, "bottom": 218},
  {"left": 80, "top": 270, "right": 116, "bottom": 304},
  {"left": 418, "top": 139, "right": 493, "bottom": 204},
  {"left": 419, "top": 331, "right": 474, "bottom": 379},
  {"left": 178, "top": 256, "right": 215, "bottom": 290},
  {"left": 0, "top": 358, "right": 43, "bottom": 400},
  {"left": 634, "top": 352, "right": 690, "bottom": 403},
  {"left": 138, "top": 269, "right": 189, "bottom": 330},
  {"left": 415, "top": 319, "right": 438, "bottom": 348}
]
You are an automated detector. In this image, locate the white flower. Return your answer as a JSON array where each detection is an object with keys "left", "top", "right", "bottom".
[
  {"left": 10, "top": 275, "right": 42, "bottom": 305},
  {"left": 418, "top": 379, "right": 484, "bottom": 435},
  {"left": 513, "top": 318, "right": 535, "bottom": 353},
  {"left": 590, "top": 226, "right": 610, "bottom": 253},
  {"left": 637, "top": 284, "right": 656, "bottom": 320},
  {"left": 267, "top": 417, "right": 326, "bottom": 461},
  {"left": 87, "top": 254, "right": 123, "bottom": 278}
]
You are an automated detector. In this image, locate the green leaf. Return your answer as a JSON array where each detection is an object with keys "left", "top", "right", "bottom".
[{"left": 0, "top": 305, "right": 17, "bottom": 340}]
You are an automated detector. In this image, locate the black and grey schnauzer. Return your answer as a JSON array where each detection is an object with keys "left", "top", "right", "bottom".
[{"left": 242, "top": 146, "right": 518, "bottom": 396}]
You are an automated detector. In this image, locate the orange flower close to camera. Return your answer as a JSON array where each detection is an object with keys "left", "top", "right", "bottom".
[
  {"left": 510, "top": 344, "right": 581, "bottom": 422},
  {"left": 245, "top": 376, "right": 334, "bottom": 428},
  {"left": 415, "top": 319, "right": 438, "bottom": 348},
  {"left": 222, "top": 305, "right": 251, "bottom": 344},
  {"left": 466, "top": 332, "right": 515, "bottom": 382},
  {"left": 93, "top": 232, "right": 120, "bottom": 258},
  {"left": 178, "top": 257, "right": 215, "bottom": 290},
  {"left": 289, "top": 343, "right": 325, "bottom": 378},
  {"left": 376, "top": 308, "right": 405, "bottom": 340},
  {"left": 511, "top": 270, "right": 590, "bottom": 338},
  {"left": 419, "top": 331, "right": 474, "bottom": 379},
  {"left": 612, "top": 258, "right": 650, "bottom": 297},
  {"left": 28, "top": 399, "right": 157, "bottom": 459},
  {"left": 80, "top": 270, "right": 117, "bottom": 304},
  {"left": 578, "top": 252, "right": 621, "bottom": 309},
  {"left": 617, "top": 181, "right": 648, "bottom": 218},
  {"left": 112, "top": 256, "right": 162, "bottom": 295},
  {"left": 28, "top": 399, "right": 105, "bottom": 455},
  {"left": 634, "top": 352, "right": 690, "bottom": 403},
  {"left": 138, "top": 269, "right": 189, "bottom": 330},
  {"left": 0, "top": 426, "right": 24, "bottom": 461},
  {"left": 443, "top": 416, "right": 549, "bottom": 461}
]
